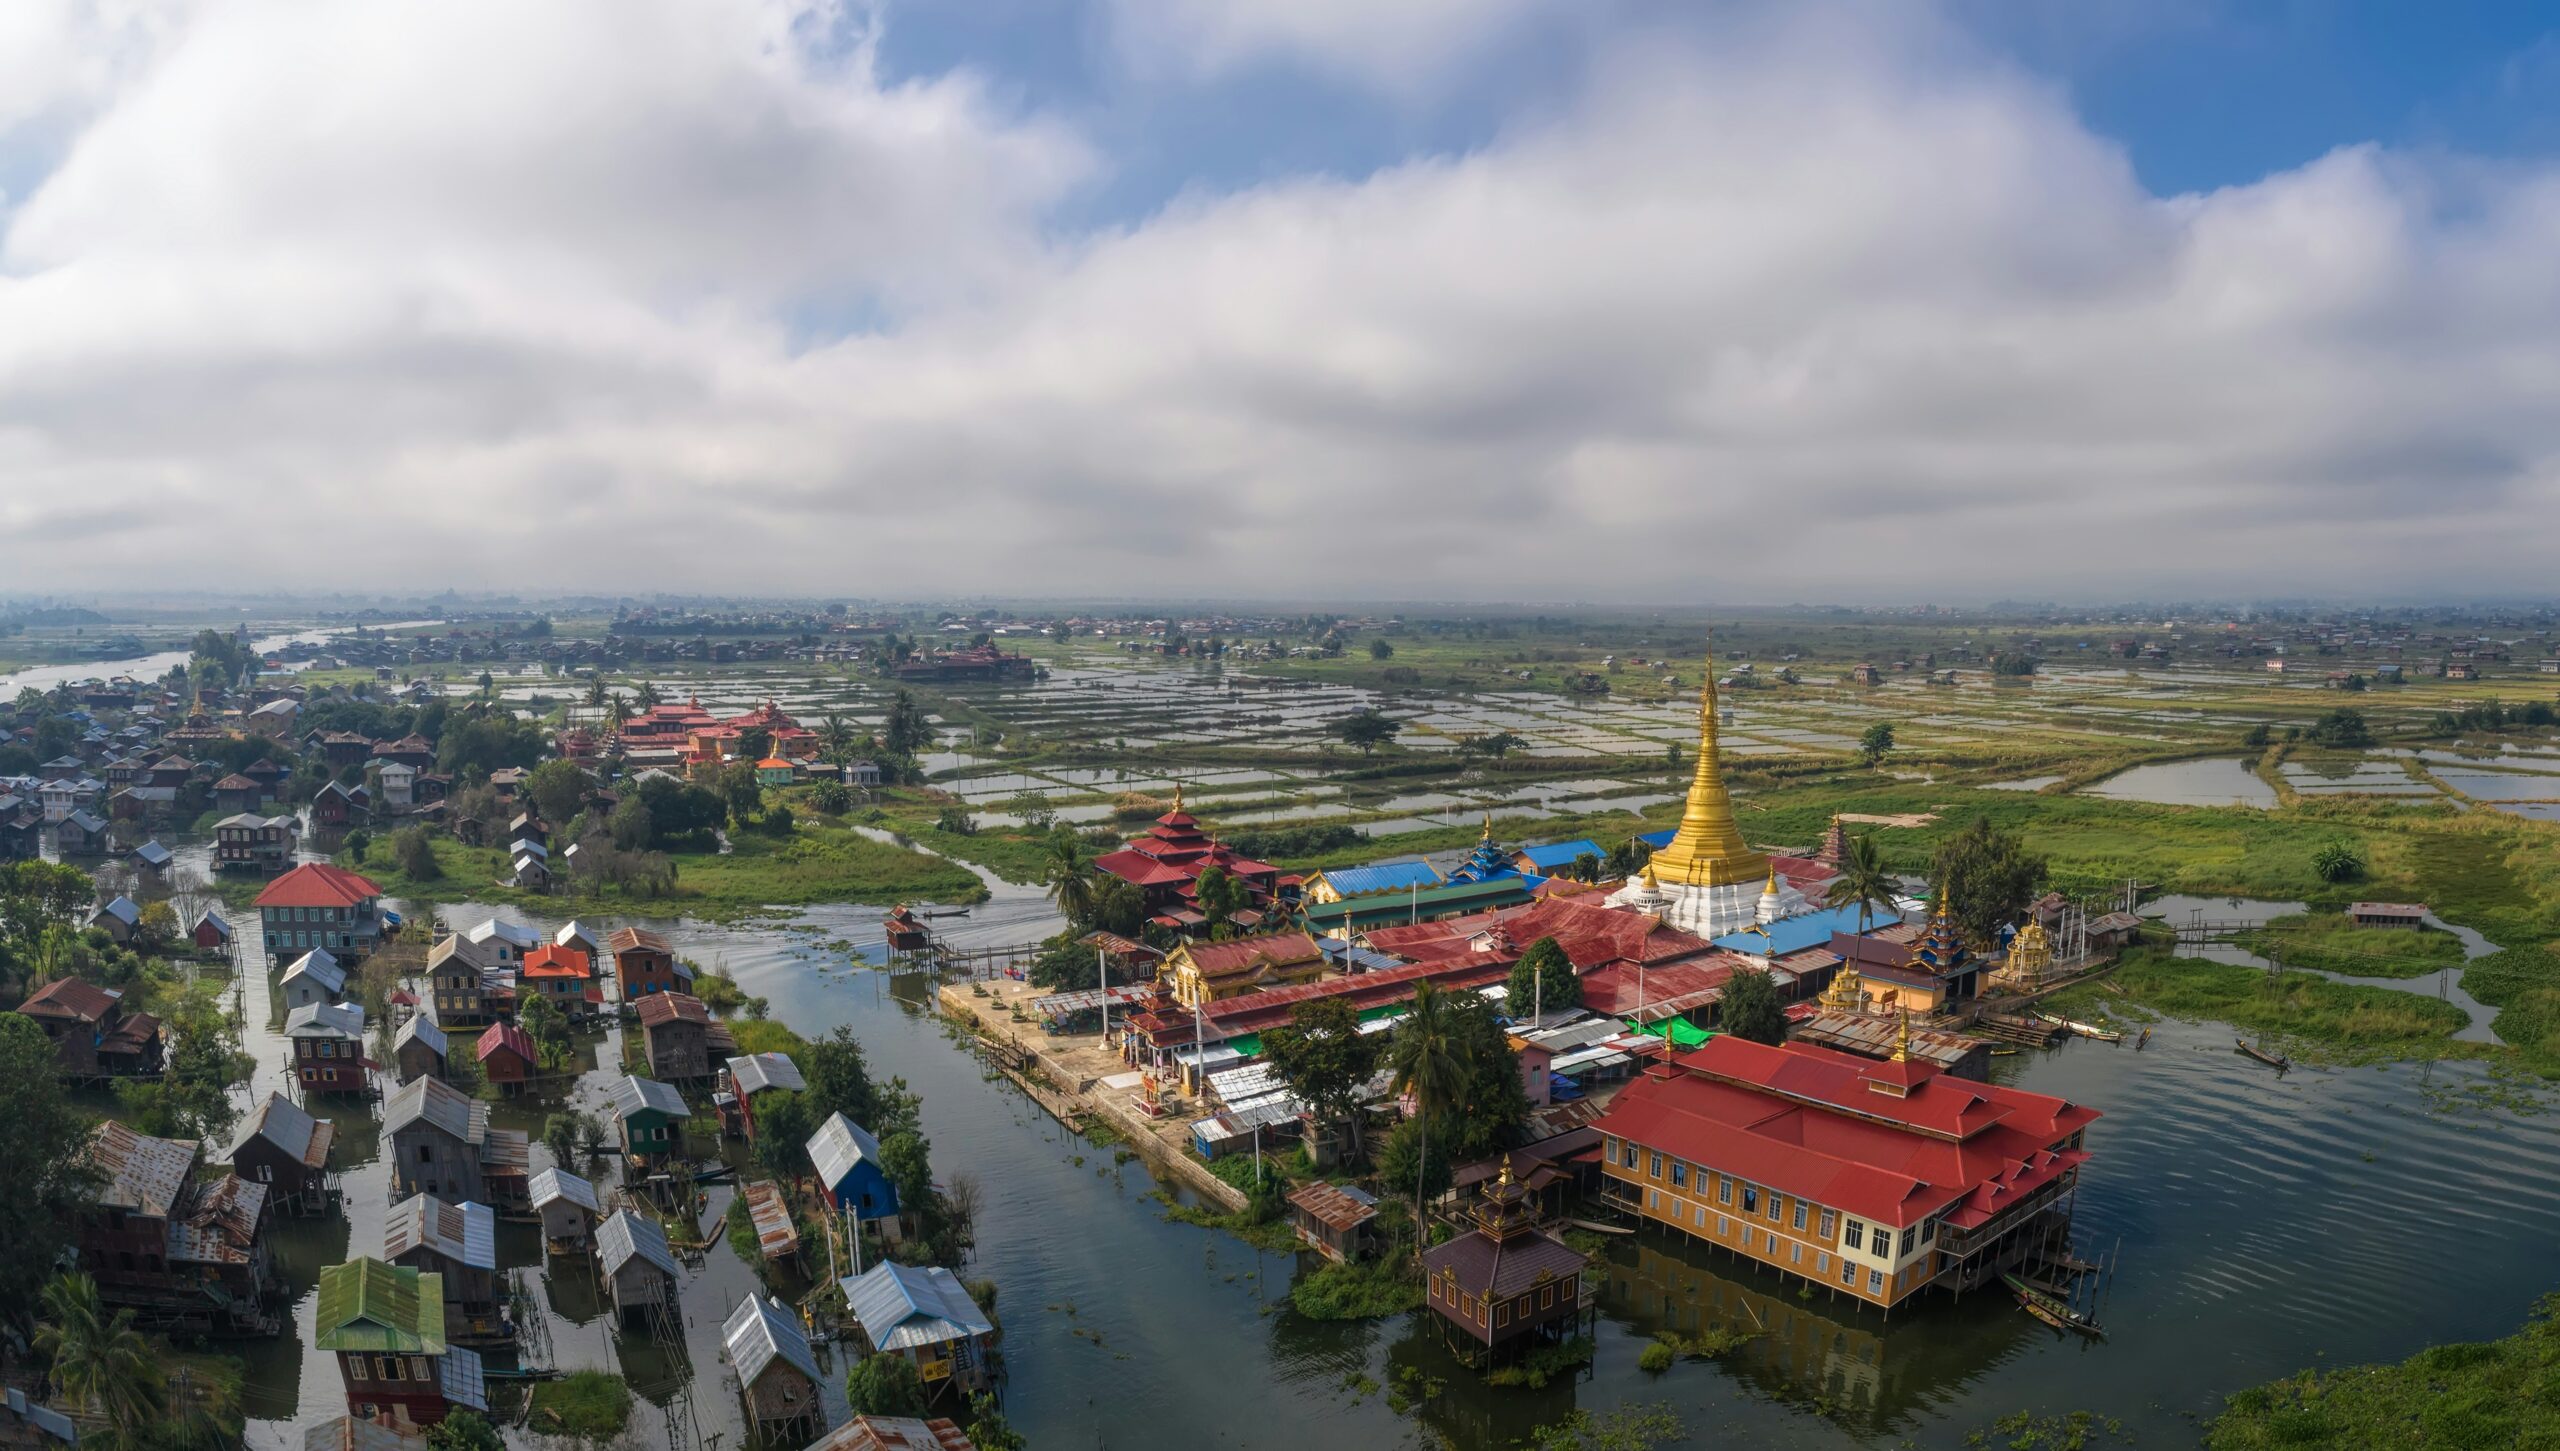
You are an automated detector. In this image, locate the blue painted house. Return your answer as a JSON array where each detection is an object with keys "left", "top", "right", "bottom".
[{"left": 805, "top": 1112, "right": 900, "bottom": 1222}]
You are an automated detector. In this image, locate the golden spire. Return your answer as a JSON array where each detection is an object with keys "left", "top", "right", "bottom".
[
  {"left": 1480, "top": 811, "right": 1493, "bottom": 841},
  {"left": 1645, "top": 632, "right": 1767, "bottom": 886},
  {"left": 1819, "top": 955, "right": 1865, "bottom": 1014},
  {"left": 1173, "top": 782, "right": 1184, "bottom": 813},
  {"left": 1889, "top": 1007, "right": 1912, "bottom": 1062},
  {"left": 1762, "top": 863, "right": 1779, "bottom": 897}
]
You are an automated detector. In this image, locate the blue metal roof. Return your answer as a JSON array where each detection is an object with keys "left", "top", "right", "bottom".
[
  {"left": 1315, "top": 859, "right": 1443, "bottom": 897},
  {"left": 1637, "top": 828, "right": 1677, "bottom": 850},
  {"left": 1710, "top": 903, "right": 1882, "bottom": 958},
  {"left": 1516, "top": 840, "right": 1604, "bottom": 870}
]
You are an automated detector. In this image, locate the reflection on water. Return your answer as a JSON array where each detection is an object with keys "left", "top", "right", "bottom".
[{"left": 2079, "top": 758, "right": 2277, "bottom": 807}]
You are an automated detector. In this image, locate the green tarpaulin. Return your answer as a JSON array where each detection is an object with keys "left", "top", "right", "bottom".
[{"left": 1623, "top": 1016, "right": 1714, "bottom": 1049}]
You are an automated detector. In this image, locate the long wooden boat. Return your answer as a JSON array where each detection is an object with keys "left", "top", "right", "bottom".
[
  {"left": 2035, "top": 1012, "right": 2126, "bottom": 1044},
  {"left": 2003, "top": 1273, "right": 2104, "bottom": 1339},
  {"left": 2234, "top": 1037, "right": 2291, "bottom": 1070}
]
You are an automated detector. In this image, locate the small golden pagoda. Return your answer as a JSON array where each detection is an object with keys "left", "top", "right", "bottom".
[
  {"left": 1819, "top": 953, "right": 1868, "bottom": 1014},
  {"left": 1998, "top": 918, "right": 2054, "bottom": 993}
]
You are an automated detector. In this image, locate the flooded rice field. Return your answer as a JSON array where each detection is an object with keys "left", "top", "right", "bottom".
[{"left": 2079, "top": 758, "right": 2278, "bottom": 808}]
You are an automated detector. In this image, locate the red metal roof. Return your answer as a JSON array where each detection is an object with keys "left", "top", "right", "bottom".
[
  {"left": 476, "top": 1022, "right": 536, "bottom": 1065},
  {"left": 635, "top": 991, "right": 710, "bottom": 1026},
  {"left": 254, "top": 862, "right": 384, "bottom": 910},
  {"left": 521, "top": 945, "right": 591, "bottom": 979},
  {"left": 20, "top": 976, "right": 121, "bottom": 1024},
  {"left": 1595, "top": 1037, "right": 2098, "bottom": 1229}
]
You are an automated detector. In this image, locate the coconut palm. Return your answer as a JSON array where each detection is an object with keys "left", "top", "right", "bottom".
[
  {"left": 583, "top": 675, "right": 607, "bottom": 709},
  {"left": 1388, "top": 983, "right": 1470, "bottom": 1261},
  {"left": 1824, "top": 830, "right": 1899, "bottom": 937},
  {"left": 819, "top": 711, "right": 857, "bottom": 765},
  {"left": 634, "top": 680, "right": 662, "bottom": 709},
  {"left": 1045, "top": 832, "right": 1097, "bottom": 926},
  {"left": 35, "top": 1273, "right": 165, "bottom": 1442}
]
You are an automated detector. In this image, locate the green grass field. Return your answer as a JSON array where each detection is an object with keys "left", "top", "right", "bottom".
[{"left": 2046, "top": 950, "right": 2481, "bottom": 1067}]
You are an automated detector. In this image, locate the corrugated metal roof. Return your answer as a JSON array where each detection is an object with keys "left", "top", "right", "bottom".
[
  {"left": 87, "top": 1120, "right": 194, "bottom": 1219},
  {"left": 839, "top": 1262, "right": 994, "bottom": 1355},
  {"left": 281, "top": 948, "right": 344, "bottom": 993},
  {"left": 385, "top": 1075, "right": 486, "bottom": 1147},
  {"left": 529, "top": 1167, "right": 599, "bottom": 1216},
  {"left": 463, "top": 918, "right": 540, "bottom": 949},
  {"left": 804, "top": 1416, "right": 975, "bottom": 1451},
  {"left": 395, "top": 1014, "right": 447, "bottom": 1056},
  {"left": 742, "top": 1180, "right": 799, "bottom": 1260},
  {"left": 384, "top": 1193, "right": 496, "bottom": 1271},
  {"left": 286, "top": 1001, "right": 365, "bottom": 1041},
  {"left": 804, "top": 1111, "right": 883, "bottom": 1191},
  {"left": 439, "top": 1346, "right": 488, "bottom": 1413},
  {"left": 726, "top": 1052, "right": 805, "bottom": 1096},
  {"left": 314, "top": 1258, "right": 446, "bottom": 1354},
  {"left": 6, "top": 1387, "right": 80, "bottom": 1444},
  {"left": 304, "top": 1414, "right": 429, "bottom": 1451},
  {"left": 1312, "top": 860, "right": 1444, "bottom": 898},
  {"left": 723, "top": 1293, "right": 819, "bottom": 1388},
  {"left": 597, "top": 1209, "right": 678, "bottom": 1280},
  {"left": 608, "top": 1074, "right": 689, "bottom": 1122},
  {"left": 231, "top": 1091, "right": 330, "bottom": 1168}
]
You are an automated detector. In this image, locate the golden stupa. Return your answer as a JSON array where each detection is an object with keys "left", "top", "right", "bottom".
[{"left": 1643, "top": 644, "right": 1766, "bottom": 887}]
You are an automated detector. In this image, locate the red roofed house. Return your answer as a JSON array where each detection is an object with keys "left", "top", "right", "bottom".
[
  {"left": 477, "top": 1023, "right": 539, "bottom": 1095},
  {"left": 1365, "top": 895, "right": 1728, "bottom": 1025},
  {"left": 255, "top": 863, "right": 388, "bottom": 962},
  {"left": 1162, "top": 931, "right": 1326, "bottom": 1010},
  {"left": 15, "top": 977, "right": 164, "bottom": 1080},
  {"left": 1092, "top": 794, "right": 1287, "bottom": 936},
  {"left": 520, "top": 945, "right": 601, "bottom": 1020},
  {"left": 1595, "top": 1033, "right": 2099, "bottom": 1309}
]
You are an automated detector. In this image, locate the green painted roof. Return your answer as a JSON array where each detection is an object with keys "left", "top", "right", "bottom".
[
  {"left": 1302, "top": 876, "right": 1533, "bottom": 931},
  {"left": 314, "top": 1258, "right": 447, "bottom": 1355}
]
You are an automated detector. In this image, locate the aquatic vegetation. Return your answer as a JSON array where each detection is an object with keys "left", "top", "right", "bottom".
[{"left": 2208, "top": 1295, "right": 2560, "bottom": 1451}]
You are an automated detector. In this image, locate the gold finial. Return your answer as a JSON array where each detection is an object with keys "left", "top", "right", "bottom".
[
  {"left": 1480, "top": 812, "right": 1492, "bottom": 841},
  {"left": 1890, "top": 1007, "right": 1912, "bottom": 1063},
  {"left": 1763, "top": 863, "right": 1779, "bottom": 896},
  {"left": 1173, "top": 782, "right": 1184, "bottom": 812},
  {"left": 1640, "top": 861, "right": 1658, "bottom": 888},
  {"left": 1496, "top": 1156, "right": 1514, "bottom": 1188}
]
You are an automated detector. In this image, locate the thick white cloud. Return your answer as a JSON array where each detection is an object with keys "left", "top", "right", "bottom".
[{"left": 3, "top": 2, "right": 2558, "bottom": 603}]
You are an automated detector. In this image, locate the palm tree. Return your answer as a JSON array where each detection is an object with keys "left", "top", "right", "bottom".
[
  {"left": 1389, "top": 983, "right": 1470, "bottom": 1261},
  {"left": 1045, "top": 833, "right": 1096, "bottom": 926},
  {"left": 819, "top": 711, "right": 856, "bottom": 765},
  {"left": 35, "top": 1273, "right": 165, "bottom": 1442},
  {"left": 1824, "top": 830, "right": 1899, "bottom": 936},
  {"left": 634, "top": 680, "right": 662, "bottom": 709},
  {"left": 583, "top": 675, "right": 607, "bottom": 709}
]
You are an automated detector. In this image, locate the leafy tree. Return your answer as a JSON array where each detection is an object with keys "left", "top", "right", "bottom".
[
  {"left": 1988, "top": 651, "right": 2039, "bottom": 677},
  {"left": 1569, "top": 851, "right": 1602, "bottom": 884},
  {"left": 809, "top": 780, "right": 853, "bottom": 814},
  {"left": 2313, "top": 840, "right": 2366, "bottom": 883},
  {"left": 520, "top": 994, "right": 572, "bottom": 1071},
  {"left": 964, "top": 1392, "right": 1029, "bottom": 1451},
  {"left": 1330, "top": 708, "right": 1400, "bottom": 755},
  {"left": 1375, "top": 1115, "right": 1451, "bottom": 1202},
  {"left": 523, "top": 759, "right": 591, "bottom": 825},
  {"left": 934, "top": 803, "right": 977, "bottom": 836},
  {"left": 1461, "top": 731, "right": 1527, "bottom": 760},
  {"left": 609, "top": 795, "right": 656, "bottom": 852},
  {"left": 2241, "top": 723, "right": 2272, "bottom": 748},
  {"left": 844, "top": 1353, "right": 928, "bottom": 1418},
  {"left": 391, "top": 826, "right": 441, "bottom": 880},
  {"left": 752, "top": 1091, "right": 816, "bottom": 1181},
  {"left": 1717, "top": 967, "right": 1786, "bottom": 1044},
  {"left": 426, "top": 1411, "right": 507, "bottom": 1451},
  {"left": 1857, "top": 722, "right": 1896, "bottom": 767},
  {"left": 2307, "top": 708, "right": 2374, "bottom": 748},
  {"left": 0, "top": 1019, "right": 96, "bottom": 1330},
  {"left": 1507, "top": 936, "right": 1579, "bottom": 1018},
  {"left": 435, "top": 712, "right": 546, "bottom": 776},
  {"left": 35, "top": 1273, "right": 164, "bottom": 1439},
  {"left": 804, "top": 1026, "right": 880, "bottom": 1126},
  {"left": 1262, "top": 997, "right": 1384, "bottom": 1165},
  {"left": 715, "top": 761, "right": 764, "bottom": 826},
  {"left": 1368, "top": 638, "right": 1395, "bottom": 660},
  {"left": 1194, "top": 866, "right": 1246, "bottom": 931},
  {"left": 1929, "top": 815, "right": 2046, "bottom": 950},
  {"left": 1822, "top": 832, "right": 1898, "bottom": 936},
  {"left": 879, "top": 1129, "right": 935, "bottom": 1212}
]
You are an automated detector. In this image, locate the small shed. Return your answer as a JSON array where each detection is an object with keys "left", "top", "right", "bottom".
[
  {"left": 280, "top": 948, "right": 348, "bottom": 1011},
  {"left": 608, "top": 1074, "right": 691, "bottom": 1164},
  {"left": 722, "top": 1294, "right": 824, "bottom": 1443},
  {"left": 393, "top": 1015, "right": 449, "bottom": 1085},
  {"left": 476, "top": 1022, "right": 538, "bottom": 1094},
  {"left": 596, "top": 1209, "right": 679, "bottom": 1325},
  {"left": 554, "top": 919, "right": 602, "bottom": 958},
  {"left": 2349, "top": 901, "right": 2429, "bottom": 929},
  {"left": 805, "top": 1112, "right": 901, "bottom": 1222},
  {"left": 529, "top": 1167, "right": 601, "bottom": 1253},
  {"left": 740, "top": 1179, "right": 801, "bottom": 1267},
  {"left": 131, "top": 840, "right": 175, "bottom": 873},
  {"left": 722, "top": 1052, "right": 806, "bottom": 1140},
  {"left": 89, "top": 894, "right": 140, "bottom": 942},
  {"left": 1285, "top": 1182, "right": 1382, "bottom": 1264},
  {"left": 189, "top": 908, "right": 234, "bottom": 952}
]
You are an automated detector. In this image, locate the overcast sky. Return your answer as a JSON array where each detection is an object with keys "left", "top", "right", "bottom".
[{"left": 5, "top": 0, "right": 2560, "bottom": 605}]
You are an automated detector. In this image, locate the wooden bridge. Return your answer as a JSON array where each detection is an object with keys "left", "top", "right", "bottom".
[{"left": 929, "top": 939, "right": 1048, "bottom": 978}]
